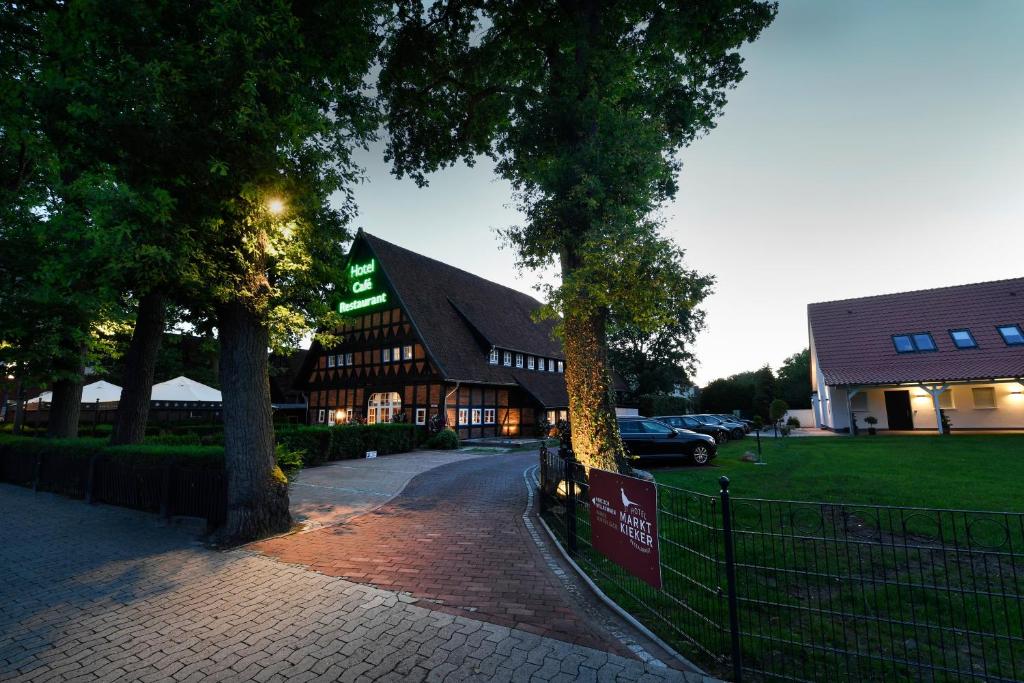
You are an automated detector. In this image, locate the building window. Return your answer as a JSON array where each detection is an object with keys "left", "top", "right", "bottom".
[
  {"left": 892, "top": 333, "right": 937, "bottom": 353},
  {"left": 527, "top": 356, "right": 535, "bottom": 370},
  {"left": 318, "top": 409, "right": 326, "bottom": 423},
  {"left": 503, "top": 351, "right": 512, "bottom": 367},
  {"left": 403, "top": 345, "right": 413, "bottom": 360},
  {"left": 484, "top": 408, "right": 495, "bottom": 424},
  {"left": 997, "top": 324, "right": 1024, "bottom": 346},
  {"left": 393, "top": 347, "right": 401, "bottom": 362},
  {"left": 972, "top": 387, "right": 997, "bottom": 409},
  {"left": 850, "top": 392, "right": 868, "bottom": 411},
  {"left": 327, "top": 354, "right": 336, "bottom": 368},
  {"left": 549, "top": 359, "right": 556, "bottom": 372},
  {"left": 471, "top": 408, "right": 482, "bottom": 425},
  {"left": 546, "top": 409, "right": 557, "bottom": 425},
  {"left": 515, "top": 353, "right": 524, "bottom": 368},
  {"left": 415, "top": 408, "right": 426, "bottom": 425},
  {"left": 489, "top": 348, "right": 499, "bottom": 364},
  {"left": 368, "top": 392, "right": 402, "bottom": 424},
  {"left": 327, "top": 410, "right": 336, "bottom": 425},
  {"left": 557, "top": 361, "right": 564, "bottom": 373},
  {"left": 458, "top": 408, "right": 468, "bottom": 425},
  {"left": 345, "top": 352, "right": 353, "bottom": 366},
  {"left": 382, "top": 348, "right": 391, "bottom": 363},
  {"left": 938, "top": 390, "right": 955, "bottom": 409},
  {"left": 949, "top": 329, "right": 977, "bottom": 349}
]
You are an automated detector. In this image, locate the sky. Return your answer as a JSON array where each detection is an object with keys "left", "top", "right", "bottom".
[{"left": 339, "top": 0, "right": 1024, "bottom": 386}]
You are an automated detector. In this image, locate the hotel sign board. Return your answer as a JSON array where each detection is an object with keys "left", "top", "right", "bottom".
[
  {"left": 338, "top": 258, "right": 388, "bottom": 314},
  {"left": 588, "top": 468, "right": 662, "bottom": 589}
]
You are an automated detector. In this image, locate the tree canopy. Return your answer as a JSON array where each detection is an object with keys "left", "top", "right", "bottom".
[{"left": 381, "top": 0, "right": 776, "bottom": 469}]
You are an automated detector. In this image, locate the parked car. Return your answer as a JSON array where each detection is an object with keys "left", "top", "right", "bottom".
[
  {"left": 617, "top": 417, "right": 717, "bottom": 465},
  {"left": 654, "top": 415, "right": 731, "bottom": 444},
  {"left": 710, "top": 414, "right": 754, "bottom": 432},
  {"left": 691, "top": 414, "right": 746, "bottom": 440}
]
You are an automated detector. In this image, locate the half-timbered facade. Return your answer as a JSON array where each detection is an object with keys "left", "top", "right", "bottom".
[{"left": 299, "top": 231, "right": 594, "bottom": 439}]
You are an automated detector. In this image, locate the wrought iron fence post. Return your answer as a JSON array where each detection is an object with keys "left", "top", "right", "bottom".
[
  {"left": 538, "top": 445, "right": 549, "bottom": 513},
  {"left": 565, "top": 455, "right": 578, "bottom": 554},
  {"left": 719, "top": 476, "right": 743, "bottom": 683}
]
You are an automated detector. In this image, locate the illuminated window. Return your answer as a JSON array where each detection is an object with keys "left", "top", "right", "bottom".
[
  {"left": 515, "top": 354, "right": 523, "bottom": 368},
  {"left": 503, "top": 351, "right": 512, "bottom": 367},
  {"left": 382, "top": 348, "right": 391, "bottom": 363},
  {"left": 949, "top": 329, "right": 977, "bottom": 349},
  {"left": 368, "top": 392, "right": 402, "bottom": 423},
  {"left": 972, "top": 387, "right": 996, "bottom": 409},
  {"left": 484, "top": 408, "right": 495, "bottom": 424},
  {"left": 471, "top": 409, "right": 482, "bottom": 425},
  {"left": 415, "top": 408, "right": 426, "bottom": 425},
  {"left": 489, "top": 348, "right": 499, "bottom": 364},
  {"left": 998, "top": 324, "right": 1024, "bottom": 346},
  {"left": 557, "top": 361, "right": 564, "bottom": 373},
  {"left": 327, "top": 410, "right": 336, "bottom": 425},
  {"left": 403, "top": 345, "right": 413, "bottom": 360},
  {"left": 527, "top": 356, "right": 535, "bottom": 370},
  {"left": 327, "top": 354, "right": 336, "bottom": 368},
  {"left": 458, "top": 408, "right": 469, "bottom": 425},
  {"left": 393, "top": 347, "right": 401, "bottom": 362},
  {"left": 938, "top": 390, "right": 955, "bottom": 409},
  {"left": 345, "top": 352, "right": 353, "bottom": 366}
]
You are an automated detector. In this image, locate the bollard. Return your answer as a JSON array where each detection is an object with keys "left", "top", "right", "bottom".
[{"left": 719, "top": 476, "right": 743, "bottom": 682}]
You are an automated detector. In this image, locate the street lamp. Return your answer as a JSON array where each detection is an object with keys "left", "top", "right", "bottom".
[{"left": 267, "top": 197, "right": 286, "bottom": 216}]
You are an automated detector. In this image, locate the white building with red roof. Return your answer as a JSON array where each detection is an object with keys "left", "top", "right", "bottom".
[{"left": 808, "top": 278, "right": 1024, "bottom": 433}]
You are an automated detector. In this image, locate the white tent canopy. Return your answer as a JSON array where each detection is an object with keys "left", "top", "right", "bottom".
[
  {"left": 27, "top": 380, "right": 123, "bottom": 405},
  {"left": 150, "top": 376, "right": 222, "bottom": 403}
]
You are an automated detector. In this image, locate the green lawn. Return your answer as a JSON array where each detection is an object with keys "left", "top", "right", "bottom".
[
  {"left": 653, "top": 434, "right": 1024, "bottom": 512},
  {"left": 543, "top": 434, "right": 1024, "bottom": 681}
]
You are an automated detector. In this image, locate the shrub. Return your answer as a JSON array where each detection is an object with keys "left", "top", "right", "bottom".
[
  {"left": 276, "top": 426, "right": 332, "bottom": 466},
  {"left": 425, "top": 428, "right": 459, "bottom": 450},
  {"left": 769, "top": 399, "right": 789, "bottom": 424},
  {"left": 275, "top": 443, "right": 305, "bottom": 478},
  {"left": 327, "top": 423, "right": 418, "bottom": 460},
  {"left": 785, "top": 416, "right": 801, "bottom": 428}
]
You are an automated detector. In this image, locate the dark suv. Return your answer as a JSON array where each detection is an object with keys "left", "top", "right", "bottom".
[
  {"left": 692, "top": 414, "right": 746, "bottom": 440},
  {"left": 655, "top": 415, "right": 731, "bottom": 444},
  {"left": 617, "top": 417, "right": 717, "bottom": 465}
]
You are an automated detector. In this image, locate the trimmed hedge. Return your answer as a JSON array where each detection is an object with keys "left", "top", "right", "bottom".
[
  {"left": 424, "top": 428, "right": 459, "bottom": 450},
  {"left": 276, "top": 423, "right": 419, "bottom": 466}
]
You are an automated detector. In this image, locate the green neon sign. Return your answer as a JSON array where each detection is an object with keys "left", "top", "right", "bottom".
[{"left": 338, "top": 258, "right": 388, "bottom": 314}]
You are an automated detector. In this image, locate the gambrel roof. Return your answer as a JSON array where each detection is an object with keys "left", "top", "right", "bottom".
[{"left": 808, "top": 277, "right": 1024, "bottom": 386}]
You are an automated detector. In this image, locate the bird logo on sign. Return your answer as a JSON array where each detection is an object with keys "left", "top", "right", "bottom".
[{"left": 621, "top": 488, "right": 637, "bottom": 511}]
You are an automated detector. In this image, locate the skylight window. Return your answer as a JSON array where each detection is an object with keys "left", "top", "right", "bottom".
[
  {"left": 949, "top": 329, "right": 977, "bottom": 349},
  {"left": 997, "top": 324, "right": 1024, "bottom": 346},
  {"left": 892, "top": 333, "right": 937, "bottom": 353}
]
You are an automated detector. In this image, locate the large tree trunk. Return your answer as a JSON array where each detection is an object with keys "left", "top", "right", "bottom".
[
  {"left": 12, "top": 379, "right": 26, "bottom": 435},
  {"left": 110, "top": 292, "right": 166, "bottom": 445},
  {"left": 562, "top": 299, "right": 629, "bottom": 473},
  {"left": 216, "top": 299, "right": 290, "bottom": 544},
  {"left": 47, "top": 376, "right": 84, "bottom": 438}
]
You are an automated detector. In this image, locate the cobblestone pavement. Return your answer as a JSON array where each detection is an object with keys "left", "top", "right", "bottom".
[
  {"left": 0, "top": 483, "right": 713, "bottom": 682},
  {"left": 252, "top": 454, "right": 615, "bottom": 650}
]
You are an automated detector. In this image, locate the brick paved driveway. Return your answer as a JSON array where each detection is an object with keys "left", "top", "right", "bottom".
[
  {"left": 253, "top": 454, "right": 616, "bottom": 650},
  {"left": 0, "top": 478, "right": 709, "bottom": 682}
]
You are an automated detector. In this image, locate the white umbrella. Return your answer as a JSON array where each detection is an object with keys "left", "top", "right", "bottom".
[{"left": 150, "top": 376, "right": 222, "bottom": 403}]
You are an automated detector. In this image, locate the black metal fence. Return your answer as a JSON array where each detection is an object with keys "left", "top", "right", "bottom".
[
  {"left": 538, "top": 447, "right": 1024, "bottom": 682},
  {"left": 0, "top": 448, "right": 226, "bottom": 526}
]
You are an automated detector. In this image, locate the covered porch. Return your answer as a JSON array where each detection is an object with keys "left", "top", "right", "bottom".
[{"left": 815, "top": 378, "right": 1024, "bottom": 433}]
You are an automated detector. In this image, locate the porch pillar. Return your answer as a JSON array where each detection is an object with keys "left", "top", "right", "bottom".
[
  {"left": 846, "top": 387, "right": 861, "bottom": 436},
  {"left": 918, "top": 383, "right": 948, "bottom": 434}
]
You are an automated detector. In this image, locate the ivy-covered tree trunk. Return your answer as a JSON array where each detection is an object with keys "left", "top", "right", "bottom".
[
  {"left": 110, "top": 292, "right": 166, "bottom": 445},
  {"left": 563, "top": 304, "right": 629, "bottom": 472},
  {"left": 47, "top": 376, "right": 84, "bottom": 438},
  {"left": 217, "top": 299, "right": 290, "bottom": 544}
]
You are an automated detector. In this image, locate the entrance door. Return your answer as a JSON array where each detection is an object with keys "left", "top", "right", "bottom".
[{"left": 883, "top": 390, "right": 914, "bottom": 430}]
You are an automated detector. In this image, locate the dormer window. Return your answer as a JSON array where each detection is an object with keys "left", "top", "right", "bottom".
[
  {"left": 892, "top": 333, "right": 936, "bottom": 353},
  {"left": 998, "top": 324, "right": 1024, "bottom": 346},
  {"left": 949, "top": 329, "right": 978, "bottom": 349},
  {"left": 557, "top": 361, "right": 564, "bottom": 373},
  {"left": 515, "top": 353, "right": 523, "bottom": 368},
  {"left": 503, "top": 351, "right": 512, "bottom": 366},
  {"left": 489, "top": 348, "right": 499, "bottom": 364},
  {"left": 528, "top": 356, "right": 535, "bottom": 370}
]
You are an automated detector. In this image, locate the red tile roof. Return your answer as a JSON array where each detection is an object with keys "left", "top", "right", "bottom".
[{"left": 808, "top": 278, "right": 1024, "bottom": 386}]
